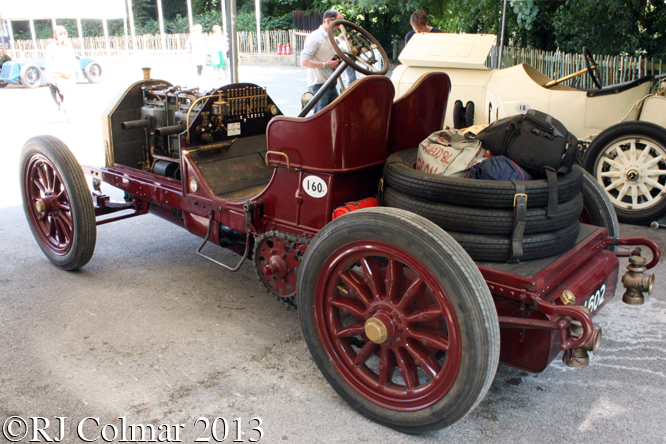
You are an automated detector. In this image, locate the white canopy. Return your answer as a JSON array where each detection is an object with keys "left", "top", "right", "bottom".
[{"left": 1, "top": 0, "right": 126, "bottom": 20}]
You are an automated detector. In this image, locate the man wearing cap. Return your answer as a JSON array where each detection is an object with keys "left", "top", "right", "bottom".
[{"left": 300, "top": 10, "right": 344, "bottom": 113}]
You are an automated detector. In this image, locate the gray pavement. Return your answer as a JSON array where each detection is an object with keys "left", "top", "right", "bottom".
[{"left": 1, "top": 60, "right": 666, "bottom": 443}]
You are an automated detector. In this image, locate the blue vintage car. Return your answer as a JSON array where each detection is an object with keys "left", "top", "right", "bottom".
[{"left": 0, "top": 56, "right": 102, "bottom": 88}]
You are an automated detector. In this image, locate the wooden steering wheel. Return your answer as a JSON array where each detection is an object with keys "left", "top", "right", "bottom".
[
  {"left": 327, "top": 20, "right": 389, "bottom": 76},
  {"left": 544, "top": 46, "right": 602, "bottom": 89}
]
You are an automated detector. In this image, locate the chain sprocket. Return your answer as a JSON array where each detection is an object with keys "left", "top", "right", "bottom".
[{"left": 253, "top": 230, "right": 311, "bottom": 309}]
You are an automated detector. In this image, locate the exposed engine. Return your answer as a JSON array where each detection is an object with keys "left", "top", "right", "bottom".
[{"left": 105, "top": 79, "right": 280, "bottom": 179}]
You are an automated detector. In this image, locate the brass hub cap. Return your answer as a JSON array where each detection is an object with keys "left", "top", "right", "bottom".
[
  {"left": 35, "top": 199, "right": 47, "bottom": 216},
  {"left": 364, "top": 311, "right": 396, "bottom": 344},
  {"left": 364, "top": 318, "right": 388, "bottom": 344}
]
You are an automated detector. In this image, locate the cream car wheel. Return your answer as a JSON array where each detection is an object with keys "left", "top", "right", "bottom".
[{"left": 583, "top": 122, "right": 666, "bottom": 224}]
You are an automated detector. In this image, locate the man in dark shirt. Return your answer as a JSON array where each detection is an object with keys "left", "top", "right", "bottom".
[
  {"left": 405, "top": 10, "right": 443, "bottom": 44},
  {"left": 0, "top": 48, "right": 11, "bottom": 68}
]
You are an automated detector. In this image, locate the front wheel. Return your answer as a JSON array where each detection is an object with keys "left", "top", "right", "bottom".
[
  {"left": 20, "top": 64, "right": 42, "bottom": 88},
  {"left": 581, "top": 121, "right": 666, "bottom": 224},
  {"left": 84, "top": 62, "right": 103, "bottom": 83},
  {"left": 298, "top": 207, "right": 499, "bottom": 433},
  {"left": 20, "top": 136, "right": 97, "bottom": 270}
]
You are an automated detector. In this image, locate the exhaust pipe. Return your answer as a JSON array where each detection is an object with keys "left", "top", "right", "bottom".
[{"left": 622, "top": 255, "right": 654, "bottom": 305}]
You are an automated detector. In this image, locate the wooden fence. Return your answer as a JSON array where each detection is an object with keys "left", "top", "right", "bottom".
[
  {"left": 9, "top": 31, "right": 666, "bottom": 87},
  {"left": 10, "top": 30, "right": 310, "bottom": 59},
  {"left": 498, "top": 47, "right": 666, "bottom": 89}
]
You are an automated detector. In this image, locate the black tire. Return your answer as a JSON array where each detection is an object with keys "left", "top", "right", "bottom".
[
  {"left": 581, "top": 121, "right": 666, "bottom": 224},
  {"left": 453, "top": 100, "right": 465, "bottom": 129},
  {"left": 384, "top": 185, "right": 583, "bottom": 235},
  {"left": 20, "top": 63, "right": 42, "bottom": 88},
  {"left": 581, "top": 169, "right": 620, "bottom": 240},
  {"left": 298, "top": 207, "right": 499, "bottom": 433},
  {"left": 448, "top": 222, "right": 579, "bottom": 262},
  {"left": 384, "top": 148, "right": 584, "bottom": 209},
  {"left": 20, "top": 136, "right": 96, "bottom": 270},
  {"left": 465, "top": 101, "right": 475, "bottom": 127},
  {"left": 0, "top": 81, "right": 7, "bottom": 88},
  {"left": 84, "top": 62, "right": 103, "bottom": 83}
]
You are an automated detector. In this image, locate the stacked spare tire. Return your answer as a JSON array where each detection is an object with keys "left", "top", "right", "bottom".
[
  {"left": 383, "top": 149, "right": 584, "bottom": 261},
  {"left": 382, "top": 110, "right": 618, "bottom": 262}
]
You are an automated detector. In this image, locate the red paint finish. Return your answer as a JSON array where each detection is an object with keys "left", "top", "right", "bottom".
[
  {"left": 266, "top": 76, "right": 394, "bottom": 171},
  {"left": 387, "top": 72, "right": 451, "bottom": 155},
  {"left": 494, "top": 249, "right": 619, "bottom": 372},
  {"left": 313, "top": 240, "right": 461, "bottom": 410}
]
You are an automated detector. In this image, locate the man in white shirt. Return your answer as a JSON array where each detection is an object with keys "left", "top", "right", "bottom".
[{"left": 300, "top": 10, "right": 343, "bottom": 113}]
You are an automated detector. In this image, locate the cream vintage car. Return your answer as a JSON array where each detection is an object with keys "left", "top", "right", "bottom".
[{"left": 391, "top": 33, "right": 666, "bottom": 225}]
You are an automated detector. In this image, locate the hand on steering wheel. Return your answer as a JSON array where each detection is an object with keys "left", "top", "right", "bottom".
[
  {"left": 583, "top": 46, "right": 602, "bottom": 89},
  {"left": 327, "top": 20, "right": 389, "bottom": 76}
]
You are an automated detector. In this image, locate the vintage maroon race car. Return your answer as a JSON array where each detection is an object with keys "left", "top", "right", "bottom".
[{"left": 19, "top": 22, "right": 660, "bottom": 434}]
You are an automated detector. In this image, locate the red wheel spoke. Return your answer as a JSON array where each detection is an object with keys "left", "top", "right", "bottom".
[
  {"left": 398, "top": 277, "right": 426, "bottom": 309},
  {"left": 335, "top": 323, "right": 366, "bottom": 338},
  {"left": 52, "top": 173, "right": 63, "bottom": 195},
  {"left": 385, "top": 259, "right": 403, "bottom": 303},
  {"left": 339, "top": 270, "right": 373, "bottom": 306},
  {"left": 408, "top": 328, "right": 449, "bottom": 351},
  {"left": 57, "top": 198, "right": 71, "bottom": 212},
  {"left": 44, "top": 164, "right": 55, "bottom": 191},
  {"left": 353, "top": 341, "right": 378, "bottom": 366},
  {"left": 331, "top": 297, "right": 368, "bottom": 318},
  {"left": 54, "top": 215, "right": 72, "bottom": 245},
  {"left": 58, "top": 210, "right": 74, "bottom": 233},
  {"left": 360, "top": 257, "right": 385, "bottom": 299},
  {"left": 32, "top": 172, "right": 47, "bottom": 195},
  {"left": 48, "top": 216, "right": 57, "bottom": 239},
  {"left": 378, "top": 347, "right": 396, "bottom": 386},
  {"left": 404, "top": 305, "right": 444, "bottom": 324},
  {"left": 394, "top": 347, "right": 419, "bottom": 389},
  {"left": 404, "top": 339, "right": 442, "bottom": 379}
]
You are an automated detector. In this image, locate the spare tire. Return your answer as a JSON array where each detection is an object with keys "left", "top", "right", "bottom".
[
  {"left": 448, "top": 222, "right": 580, "bottom": 262},
  {"left": 384, "top": 148, "right": 584, "bottom": 209},
  {"left": 384, "top": 185, "right": 583, "bottom": 235}
]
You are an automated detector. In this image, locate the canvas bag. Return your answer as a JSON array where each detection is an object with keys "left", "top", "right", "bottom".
[{"left": 416, "top": 129, "right": 491, "bottom": 177}]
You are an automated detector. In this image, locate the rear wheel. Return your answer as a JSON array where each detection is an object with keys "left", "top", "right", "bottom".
[
  {"left": 20, "top": 136, "right": 96, "bottom": 270},
  {"left": 581, "top": 121, "right": 666, "bottom": 224},
  {"left": 298, "top": 207, "right": 499, "bottom": 433}
]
